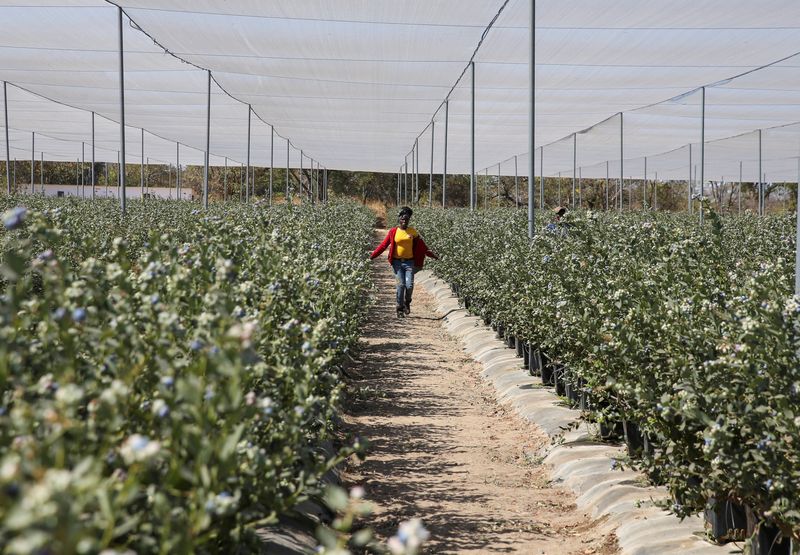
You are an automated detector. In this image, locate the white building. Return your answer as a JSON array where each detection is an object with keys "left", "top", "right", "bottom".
[{"left": 17, "top": 184, "right": 194, "bottom": 201}]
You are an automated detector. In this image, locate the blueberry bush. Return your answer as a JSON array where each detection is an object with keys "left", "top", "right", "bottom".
[
  {"left": 416, "top": 207, "right": 800, "bottom": 542},
  {"left": 0, "top": 196, "right": 374, "bottom": 553}
]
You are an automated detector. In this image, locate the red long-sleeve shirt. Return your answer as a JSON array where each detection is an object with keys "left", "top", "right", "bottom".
[{"left": 370, "top": 227, "right": 436, "bottom": 268}]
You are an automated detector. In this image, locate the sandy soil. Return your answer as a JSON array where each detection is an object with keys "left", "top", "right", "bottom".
[{"left": 339, "top": 232, "right": 618, "bottom": 555}]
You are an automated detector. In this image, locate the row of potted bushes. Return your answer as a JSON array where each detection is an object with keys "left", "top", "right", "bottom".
[{"left": 454, "top": 283, "right": 793, "bottom": 555}]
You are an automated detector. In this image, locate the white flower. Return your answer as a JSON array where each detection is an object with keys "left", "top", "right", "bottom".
[
  {"left": 349, "top": 486, "right": 365, "bottom": 499},
  {"left": 120, "top": 434, "right": 161, "bottom": 464}
]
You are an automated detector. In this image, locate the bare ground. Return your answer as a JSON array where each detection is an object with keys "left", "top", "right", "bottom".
[{"left": 340, "top": 232, "right": 618, "bottom": 554}]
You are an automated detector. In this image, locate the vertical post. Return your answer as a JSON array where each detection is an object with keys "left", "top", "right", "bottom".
[
  {"left": 470, "top": 60, "right": 476, "bottom": 211},
  {"left": 758, "top": 129, "right": 763, "bottom": 216},
  {"left": 443, "top": 99, "right": 449, "bottom": 208},
  {"left": 739, "top": 161, "right": 743, "bottom": 214},
  {"left": 619, "top": 113, "right": 623, "bottom": 212},
  {"left": 245, "top": 105, "right": 251, "bottom": 203},
  {"left": 140, "top": 128, "right": 145, "bottom": 199},
  {"left": 497, "top": 164, "right": 501, "bottom": 206},
  {"left": 104, "top": 162, "right": 108, "bottom": 197},
  {"left": 176, "top": 143, "right": 181, "bottom": 199},
  {"left": 796, "top": 154, "right": 800, "bottom": 296},
  {"left": 700, "top": 86, "right": 706, "bottom": 224},
  {"left": 527, "top": 0, "right": 536, "bottom": 237},
  {"left": 643, "top": 156, "right": 647, "bottom": 208},
  {"left": 654, "top": 172, "right": 658, "bottom": 210},
  {"left": 605, "top": 160, "right": 609, "bottom": 210},
  {"left": 224, "top": 156, "right": 228, "bottom": 201},
  {"left": 414, "top": 138, "right": 419, "bottom": 205},
  {"left": 404, "top": 155, "right": 408, "bottom": 204},
  {"left": 31, "top": 131, "right": 34, "bottom": 194},
  {"left": 81, "top": 142, "right": 85, "bottom": 198},
  {"left": 118, "top": 6, "right": 126, "bottom": 214},
  {"left": 484, "top": 169, "right": 488, "bottom": 209},
  {"left": 203, "top": 69, "right": 211, "bottom": 209},
  {"left": 688, "top": 143, "right": 693, "bottom": 213},
  {"left": 429, "top": 120, "right": 434, "bottom": 208},
  {"left": 514, "top": 154, "right": 519, "bottom": 208},
  {"left": 91, "top": 111, "right": 95, "bottom": 199},
  {"left": 269, "top": 125, "right": 274, "bottom": 206},
  {"left": 286, "top": 139, "right": 290, "bottom": 202},
  {"left": 572, "top": 133, "right": 577, "bottom": 208},
  {"left": 300, "top": 150, "right": 304, "bottom": 202},
  {"left": 3, "top": 82, "right": 10, "bottom": 195}
]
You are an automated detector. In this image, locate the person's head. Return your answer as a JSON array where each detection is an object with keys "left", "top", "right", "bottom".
[
  {"left": 398, "top": 206, "right": 413, "bottom": 229},
  {"left": 553, "top": 206, "right": 567, "bottom": 220}
]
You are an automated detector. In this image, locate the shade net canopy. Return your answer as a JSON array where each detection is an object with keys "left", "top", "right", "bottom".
[{"left": 3, "top": 0, "right": 800, "bottom": 180}]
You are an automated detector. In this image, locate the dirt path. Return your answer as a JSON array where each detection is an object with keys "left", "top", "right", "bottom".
[{"left": 341, "top": 231, "right": 618, "bottom": 554}]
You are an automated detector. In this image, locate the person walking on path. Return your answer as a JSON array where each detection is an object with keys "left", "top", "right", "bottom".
[{"left": 370, "top": 206, "right": 438, "bottom": 318}]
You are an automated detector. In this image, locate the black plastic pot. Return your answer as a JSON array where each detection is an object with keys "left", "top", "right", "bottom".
[
  {"left": 540, "top": 360, "right": 555, "bottom": 386},
  {"left": 599, "top": 419, "right": 624, "bottom": 440},
  {"left": 704, "top": 498, "right": 748, "bottom": 543},
  {"left": 515, "top": 337, "right": 524, "bottom": 358},
  {"left": 554, "top": 366, "right": 567, "bottom": 396},
  {"left": 506, "top": 333, "right": 515, "bottom": 349},
  {"left": 623, "top": 420, "right": 644, "bottom": 455},
  {"left": 527, "top": 348, "right": 541, "bottom": 377},
  {"left": 564, "top": 376, "right": 581, "bottom": 407},
  {"left": 464, "top": 297, "right": 471, "bottom": 310},
  {"left": 521, "top": 342, "right": 530, "bottom": 370},
  {"left": 579, "top": 390, "right": 591, "bottom": 411},
  {"left": 751, "top": 522, "right": 792, "bottom": 555},
  {"left": 496, "top": 322, "right": 504, "bottom": 339}
]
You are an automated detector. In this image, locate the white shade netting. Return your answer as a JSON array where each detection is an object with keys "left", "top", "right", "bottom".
[{"left": 2, "top": 1, "right": 800, "bottom": 178}]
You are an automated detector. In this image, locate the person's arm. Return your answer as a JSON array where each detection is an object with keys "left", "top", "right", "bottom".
[{"left": 370, "top": 229, "right": 393, "bottom": 259}]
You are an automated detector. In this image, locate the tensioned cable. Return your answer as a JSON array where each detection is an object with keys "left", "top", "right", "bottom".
[
  {"left": 478, "top": 44, "right": 800, "bottom": 177},
  {"left": 106, "top": 1, "right": 325, "bottom": 166},
  {"left": 401, "top": 0, "right": 512, "bottom": 161},
  {"left": 2, "top": 81, "right": 247, "bottom": 167}
]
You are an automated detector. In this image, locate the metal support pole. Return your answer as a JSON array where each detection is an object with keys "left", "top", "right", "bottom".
[
  {"left": 688, "top": 144, "right": 693, "bottom": 213},
  {"left": 497, "top": 164, "right": 501, "bottom": 206},
  {"left": 514, "top": 154, "right": 519, "bottom": 208},
  {"left": 470, "top": 61, "right": 476, "bottom": 211},
  {"left": 619, "top": 113, "right": 623, "bottom": 212},
  {"left": 81, "top": 142, "right": 85, "bottom": 198},
  {"left": 404, "top": 156, "right": 408, "bottom": 205},
  {"left": 91, "top": 111, "right": 95, "bottom": 199},
  {"left": 176, "top": 143, "right": 181, "bottom": 199},
  {"left": 758, "top": 129, "right": 763, "bottom": 216},
  {"left": 118, "top": 6, "right": 126, "bottom": 214},
  {"left": 796, "top": 155, "right": 800, "bottom": 296},
  {"left": 700, "top": 86, "right": 706, "bottom": 224},
  {"left": 140, "top": 128, "right": 145, "bottom": 199},
  {"left": 286, "top": 139, "right": 290, "bottom": 202},
  {"left": 245, "top": 105, "right": 251, "bottom": 203},
  {"left": 739, "top": 161, "right": 742, "bottom": 214},
  {"left": 654, "top": 172, "right": 658, "bottom": 210},
  {"left": 414, "top": 138, "right": 419, "bottom": 205},
  {"left": 203, "top": 69, "right": 211, "bottom": 209},
  {"left": 269, "top": 125, "right": 274, "bottom": 206},
  {"left": 429, "top": 121, "right": 434, "bottom": 208},
  {"left": 527, "top": 1, "right": 536, "bottom": 237},
  {"left": 484, "top": 169, "right": 488, "bottom": 209},
  {"left": 443, "top": 99, "right": 449, "bottom": 208},
  {"left": 643, "top": 156, "right": 647, "bottom": 208},
  {"left": 572, "top": 133, "right": 577, "bottom": 208},
  {"left": 3, "top": 82, "right": 10, "bottom": 195}
]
